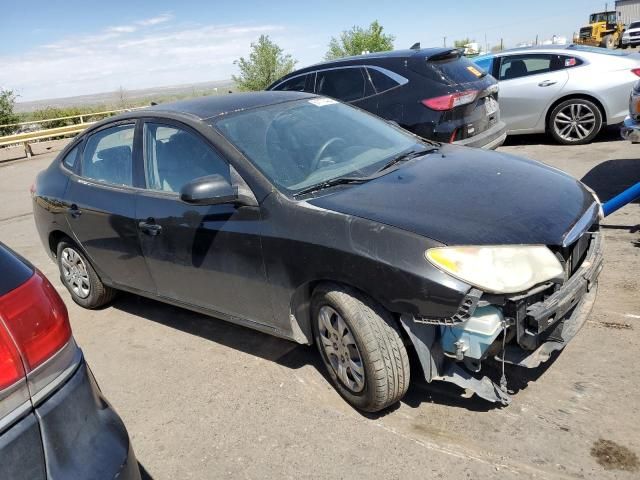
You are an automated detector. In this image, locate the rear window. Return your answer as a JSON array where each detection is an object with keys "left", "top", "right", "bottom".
[
  {"left": 0, "top": 243, "right": 33, "bottom": 297},
  {"left": 367, "top": 68, "right": 400, "bottom": 93},
  {"left": 412, "top": 54, "right": 486, "bottom": 85}
]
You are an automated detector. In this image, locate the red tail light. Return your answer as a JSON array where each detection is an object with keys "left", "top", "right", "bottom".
[
  {"left": 422, "top": 90, "right": 479, "bottom": 111},
  {"left": 0, "top": 322, "right": 24, "bottom": 390},
  {"left": 632, "top": 68, "right": 640, "bottom": 77},
  {"left": 0, "top": 271, "right": 71, "bottom": 371}
]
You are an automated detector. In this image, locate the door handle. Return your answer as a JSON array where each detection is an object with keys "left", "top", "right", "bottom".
[
  {"left": 68, "top": 205, "right": 82, "bottom": 218},
  {"left": 538, "top": 80, "right": 557, "bottom": 87},
  {"left": 138, "top": 220, "right": 162, "bottom": 236}
]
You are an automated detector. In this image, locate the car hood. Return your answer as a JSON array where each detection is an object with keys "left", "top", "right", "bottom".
[{"left": 307, "top": 145, "right": 596, "bottom": 246}]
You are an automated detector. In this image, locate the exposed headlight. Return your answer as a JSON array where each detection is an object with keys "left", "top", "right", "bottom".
[{"left": 425, "top": 245, "right": 563, "bottom": 294}]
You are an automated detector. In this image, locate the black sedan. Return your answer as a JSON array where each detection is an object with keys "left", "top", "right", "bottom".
[
  {"left": 0, "top": 242, "right": 140, "bottom": 479},
  {"left": 33, "top": 92, "right": 604, "bottom": 411}
]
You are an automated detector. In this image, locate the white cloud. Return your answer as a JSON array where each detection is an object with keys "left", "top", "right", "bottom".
[
  {"left": 136, "top": 14, "right": 173, "bottom": 26},
  {"left": 0, "top": 15, "right": 296, "bottom": 101}
]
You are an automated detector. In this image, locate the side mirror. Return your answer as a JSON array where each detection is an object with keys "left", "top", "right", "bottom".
[{"left": 180, "top": 174, "right": 247, "bottom": 206}]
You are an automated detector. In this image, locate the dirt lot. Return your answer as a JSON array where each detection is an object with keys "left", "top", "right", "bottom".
[{"left": 0, "top": 130, "right": 638, "bottom": 479}]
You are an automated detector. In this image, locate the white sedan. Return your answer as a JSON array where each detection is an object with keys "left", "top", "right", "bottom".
[{"left": 474, "top": 45, "right": 640, "bottom": 144}]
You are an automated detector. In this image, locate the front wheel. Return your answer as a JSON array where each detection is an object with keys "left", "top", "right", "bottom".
[
  {"left": 601, "top": 34, "right": 615, "bottom": 49},
  {"left": 57, "top": 240, "right": 116, "bottom": 309},
  {"left": 311, "top": 284, "right": 410, "bottom": 412},
  {"left": 549, "top": 99, "right": 603, "bottom": 145}
]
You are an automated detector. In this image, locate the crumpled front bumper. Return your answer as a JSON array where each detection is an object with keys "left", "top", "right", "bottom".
[
  {"left": 401, "top": 231, "right": 604, "bottom": 406},
  {"left": 502, "top": 232, "right": 604, "bottom": 369}
]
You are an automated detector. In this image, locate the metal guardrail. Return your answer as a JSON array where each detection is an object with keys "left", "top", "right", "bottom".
[{"left": 0, "top": 107, "right": 147, "bottom": 158}]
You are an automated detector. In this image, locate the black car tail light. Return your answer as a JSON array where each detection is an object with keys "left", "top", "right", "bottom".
[{"left": 421, "top": 90, "right": 478, "bottom": 111}]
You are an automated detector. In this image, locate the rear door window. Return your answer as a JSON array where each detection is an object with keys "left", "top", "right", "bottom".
[
  {"left": 499, "top": 54, "right": 579, "bottom": 80},
  {"left": 82, "top": 124, "right": 135, "bottom": 187},
  {"left": 316, "top": 68, "right": 366, "bottom": 102}
]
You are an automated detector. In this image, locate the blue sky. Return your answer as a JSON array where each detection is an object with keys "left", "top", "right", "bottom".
[{"left": 1, "top": 0, "right": 612, "bottom": 101}]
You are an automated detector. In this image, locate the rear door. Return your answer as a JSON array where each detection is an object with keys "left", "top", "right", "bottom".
[
  {"left": 495, "top": 53, "right": 569, "bottom": 132},
  {"left": 64, "top": 122, "right": 155, "bottom": 293},
  {"left": 315, "top": 67, "right": 378, "bottom": 113},
  {"left": 135, "top": 120, "right": 273, "bottom": 325}
]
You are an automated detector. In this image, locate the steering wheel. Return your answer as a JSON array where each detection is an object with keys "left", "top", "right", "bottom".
[{"left": 310, "top": 137, "right": 347, "bottom": 172}]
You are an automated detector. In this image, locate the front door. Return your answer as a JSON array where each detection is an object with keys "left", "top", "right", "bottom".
[
  {"left": 496, "top": 54, "right": 569, "bottom": 132},
  {"left": 65, "top": 122, "right": 155, "bottom": 292},
  {"left": 135, "top": 121, "right": 273, "bottom": 325}
]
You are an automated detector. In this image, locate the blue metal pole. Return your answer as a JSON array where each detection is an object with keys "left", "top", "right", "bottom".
[{"left": 603, "top": 182, "right": 640, "bottom": 217}]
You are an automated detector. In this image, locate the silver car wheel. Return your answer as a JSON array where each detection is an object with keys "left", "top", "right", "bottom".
[
  {"left": 60, "top": 247, "right": 90, "bottom": 299},
  {"left": 553, "top": 103, "right": 597, "bottom": 143},
  {"left": 317, "top": 306, "right": 365, "bottom": 393}
]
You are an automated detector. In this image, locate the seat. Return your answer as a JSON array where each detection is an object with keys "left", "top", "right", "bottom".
[{"left": 503, "top": 60, "right": 528, "bottom": 80}]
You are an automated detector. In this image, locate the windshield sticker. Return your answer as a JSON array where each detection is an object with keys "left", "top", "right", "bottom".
[
  {"left": 466, "top": 65, "right": 483, "bottom": 77},
  {"left": 309, "top": 98, "right": 338, "bottom": 107},
  {"left": 565, "top": 57, "right": 577, "bottom": 67}
]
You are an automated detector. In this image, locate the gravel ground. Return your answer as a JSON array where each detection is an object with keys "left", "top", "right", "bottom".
[{"left": 0, "top": 128, "right": 638, "bottom": 479}]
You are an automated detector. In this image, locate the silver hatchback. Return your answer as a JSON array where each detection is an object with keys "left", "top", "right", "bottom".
[{"left": 474, "top": 45, "right": 640, "bottom": 144}]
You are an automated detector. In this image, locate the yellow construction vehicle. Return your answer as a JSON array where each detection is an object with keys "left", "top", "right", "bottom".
[{"left": 574, "top": 10, "right": 625, "bottom": 49}]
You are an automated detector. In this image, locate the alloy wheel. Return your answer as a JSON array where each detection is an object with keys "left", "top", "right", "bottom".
[
  {"left": 317, "top": 306, "right": 365, "bottom": 393},
  {"left": 553, "top": 103, "right": 597, "bottom": 143},
  {"left": 60, "top": 248, "right": 90, "bottom": 298}
]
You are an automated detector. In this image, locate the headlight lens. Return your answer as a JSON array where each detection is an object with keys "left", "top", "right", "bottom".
[{"left": 426, "top": 245, "right": 563, "bottom": 294}]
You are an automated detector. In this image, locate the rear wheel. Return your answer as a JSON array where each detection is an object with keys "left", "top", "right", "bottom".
[
  {"left": 549, "top": 99, "right": 603, "bottom": 145},
  {"left": 311, "top": 284, "right": 410, "bottom": 412},
  {"left": 57, "top": 240, "right": 116, "bottom": 309}
]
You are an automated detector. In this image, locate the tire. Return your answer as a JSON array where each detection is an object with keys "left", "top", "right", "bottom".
[
  {"left": 56, "top": 240, "right": 116, "bottom": 309},
  {"left": 549, "top": 98, "right": 603, "bottom": 145},
  {"left": 601, "top": 34, "right": 615, "bottom": 49},
  {"left": 311, "top": 284, "right": 410, "bottom": 412}
]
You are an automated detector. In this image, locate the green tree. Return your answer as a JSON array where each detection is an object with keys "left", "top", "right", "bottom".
[
  {"left": 325, "top": 20, "right": 395, "bottom": 60},
  {"left": 454, "top": 38, "right": 474, "bottom": 49},
  {"left": 0, "top": 89, "right": 19, "bottom": 136},
  {"left": 233, "top": 35, "right": 297, "bottom": 91}
]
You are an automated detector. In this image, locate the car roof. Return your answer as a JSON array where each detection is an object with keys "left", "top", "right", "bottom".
[
  {"left": 272, "top": 47, "right": 457, "bottom": 82},
  {"left": 147, "top": 91, "right": 315, "bottom": 120}
]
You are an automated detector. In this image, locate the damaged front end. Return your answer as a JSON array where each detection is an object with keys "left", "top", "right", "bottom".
[{"left": 400, "top": 229, "right": 604, "bottom": 406}]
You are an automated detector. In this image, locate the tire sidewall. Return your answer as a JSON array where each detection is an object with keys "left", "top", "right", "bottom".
[
  {"left": 56, "top": 241, "right": 105, "bottom": 308},
  {"left": 311, "top": 288, "right": 378, "bottom": 411},
  {"left": 549, "top": 99, "right": 602, "bottom": 145}
]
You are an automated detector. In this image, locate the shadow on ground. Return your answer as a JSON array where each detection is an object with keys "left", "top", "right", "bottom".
[
  {"left": 502, "top": 125, "right": 622, "bottom": 147},
  {"left": 112, "top": 292, "right": 562, "bottom": 417},
  {"left": 580, "top": 158, "right": 640, "bottom": 204}
]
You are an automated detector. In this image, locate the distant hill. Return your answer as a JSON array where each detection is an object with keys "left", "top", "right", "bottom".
[{"left": 15, "top": 79, "right": 236, "bottom": 113}]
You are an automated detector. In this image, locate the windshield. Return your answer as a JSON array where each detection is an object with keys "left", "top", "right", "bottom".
[
  {"left": 589, "top": 12, "right": 617, "bottom": 23},
  {"left": 213, "top": 98, "right": 424, "bottom": 194},
  {"left": 630, "top": 21, "right": 640, "bottom": 29}
]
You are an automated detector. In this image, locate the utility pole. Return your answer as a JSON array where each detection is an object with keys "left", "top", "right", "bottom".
[
  {"left": 443, "top": 36, "right": 447, "bottom": 47},
  {"left": 500, "top": 38, "right": 504, "bottom": 51}
]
